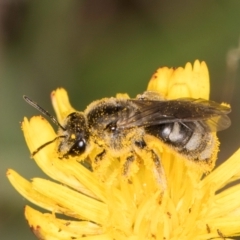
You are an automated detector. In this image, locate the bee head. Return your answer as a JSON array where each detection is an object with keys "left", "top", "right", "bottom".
[
  {"left": 23, "top": 95, "right": 89, "bottom": 158},
  {"left": 58, "top": 112, "right": 90, "bottom": 157}
]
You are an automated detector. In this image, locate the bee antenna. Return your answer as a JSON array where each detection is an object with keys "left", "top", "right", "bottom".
[
  {"left": 31, "top": 135, "right": 66, "bottom": 156},
  {"left": 23, "top": 95, "right": 66, "bottom": 131}
]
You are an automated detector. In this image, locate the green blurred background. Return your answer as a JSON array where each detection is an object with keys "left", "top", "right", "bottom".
[{"left": 1, "top": 1, "right": 240, "bottom": 239}]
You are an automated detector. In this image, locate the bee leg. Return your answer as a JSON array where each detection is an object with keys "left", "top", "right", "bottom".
[
  {"left": 135, "top": 140, "right": 167, "bottom": 189},
  {"left": 150, "top": 149, "right": 167, "bottom": 189},
  {"left": 90, "top": 149, "right": 107, "bottom": 172},
  {"left": 94, "top": 149, "right": 106, "bottom": 163},
  {"left": 122, "top": 154, "right": 135, "bottom": 176}
]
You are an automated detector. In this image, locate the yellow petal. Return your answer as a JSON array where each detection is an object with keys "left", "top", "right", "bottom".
[
  {"left": 147, "top": 67, "right": 173, "bottom": 98},
  {"left": 25, "top": 206, "right": 110, "bottom": 240},
  {"left": 7, "top": 169, "right": 65, "bottom": 213},
  {"left": 51, "top": 88, "right": 76, "bottom": 123},
  {"left": 31, "top": 177, "right": 108, "bottom": 224},
  {"left": 7, "top": 169, "right": 108, "bottom": 221},
  {"left": 147, "top": 60, "right": 210, "bottom": 99},
  {"left": 200, "top": 148, "right": 240, "bottom": 190}
]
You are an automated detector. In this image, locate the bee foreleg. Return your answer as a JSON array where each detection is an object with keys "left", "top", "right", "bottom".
[{"left": 94, "top": 149, "right": 106, "bottom": 163}]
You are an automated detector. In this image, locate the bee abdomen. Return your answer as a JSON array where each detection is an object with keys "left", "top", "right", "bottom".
[
  {"left": 146, "top": 122, "right": 193, "bottom": 147},
  {"left": 146, "top": 121, "right": 215, "bottom": 161}
]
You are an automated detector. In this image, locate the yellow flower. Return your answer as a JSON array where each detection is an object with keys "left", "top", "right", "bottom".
[
  {"left": 147, "top": 60, "right": 209, "bottom": 100},
  {"left": 7, "top": 60, "right": 240, "bottom": 240}
]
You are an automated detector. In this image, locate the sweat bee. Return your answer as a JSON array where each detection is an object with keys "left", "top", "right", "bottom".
[{"left": 23, "top": 90, "right": 231, "bottom": 186}]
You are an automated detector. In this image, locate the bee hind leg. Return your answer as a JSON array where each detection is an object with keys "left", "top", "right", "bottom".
[
  {"left": 122, "top": 154, "right": 137, "bottom": 181},
  {"left": 122, "top": 155, "right": 134, "bottom": 174},
  {"left": 134, "top": 140, "right": 167, "bottom": 190},
  {"left": 150, "top": 149, "right": 167, "bottom": 189}
]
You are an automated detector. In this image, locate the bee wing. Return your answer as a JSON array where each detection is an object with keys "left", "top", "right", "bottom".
[{"left": 117, "top": 98, "right": 231, "bottom": 132}]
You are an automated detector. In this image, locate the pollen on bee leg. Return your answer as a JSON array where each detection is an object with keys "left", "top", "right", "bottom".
[
  {"left": 121, "top": 154, "right": 140, "bottom": 180},
  {"left": 122, "top": 155, "right": 135, "bottom": 176},
  {"left": 133, "top": 143, "right": 166, "bottom": 190},
  {"left": 89, "top": 149, "right": 120, "bottom": 184},
  {"left": 150, "top": 150, "right": 167, "bottom": 190}
]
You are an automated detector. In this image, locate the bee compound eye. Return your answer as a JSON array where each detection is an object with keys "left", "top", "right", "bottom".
[
  {"left": 69, "top": 138, "right": 87, "bottom": 155},
  {"left": 78, "top": 139, "right": 86, "bottom": 149},
  {"left": 76, "top": 138, "right": 86, "bottom": 151}
]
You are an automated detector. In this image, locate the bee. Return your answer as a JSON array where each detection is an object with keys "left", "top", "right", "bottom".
[{"left": 23, "top": 91, "right": 231, "bottom": 186}]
